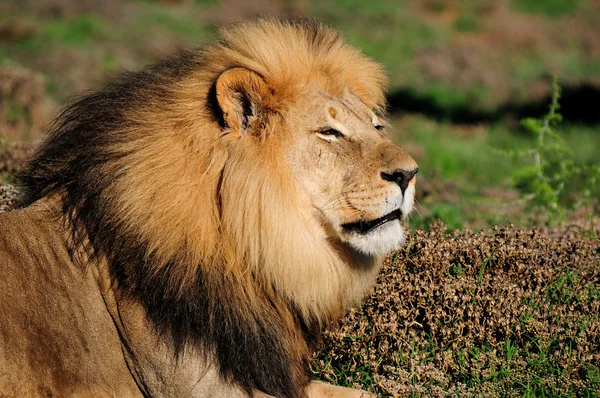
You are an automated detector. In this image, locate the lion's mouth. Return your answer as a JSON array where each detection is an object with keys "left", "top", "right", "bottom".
[{"left": 341, "top": 209, "right": 402, "bottom": 235}]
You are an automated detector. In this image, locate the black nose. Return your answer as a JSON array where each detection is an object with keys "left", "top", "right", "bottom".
[{"left": 381, "top": 168, "right": 418, "bottom": 193}]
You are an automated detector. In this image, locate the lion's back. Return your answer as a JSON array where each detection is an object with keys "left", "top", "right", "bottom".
[{"left": 0, "top": 200, "right": 141, "bottom": 397}]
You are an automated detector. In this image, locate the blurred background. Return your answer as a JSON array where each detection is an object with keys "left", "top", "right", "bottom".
[{"left": 1, "top": 0, "right": 599, "bottom": 230}]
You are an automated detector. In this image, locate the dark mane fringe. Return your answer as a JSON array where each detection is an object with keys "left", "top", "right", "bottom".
[
  {"left": 18, "top": 50, "right": 313, "bottom": 398},
  {"left": 19, "top": 49, "right": 199, "bottom": 205}
]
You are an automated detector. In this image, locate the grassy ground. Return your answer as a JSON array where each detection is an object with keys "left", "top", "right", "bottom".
[
  {"left": 395, "top": 115, "right": 600, "bottom": 230},
  {"left": 314, "top": 221, "right": 600, "bottom": 397}
]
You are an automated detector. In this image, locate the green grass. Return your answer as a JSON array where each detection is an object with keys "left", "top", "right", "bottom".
[
  {"left": 512, "top": 0, "right": 583, "bottom": 17},
  {"left": 3, "top": 98, "right": 29, "bottom": 125},
  {"left": 392, "top": 115, "right": 600, "bottom": 229},
  {"left": 454, "top": 12, "right": 479, "bottom": 33},
  {"left": 423, "top": 203, "right": 465, "bottom": 230},
  {"left": 137, "top": 4, "right": 217, "bottom": 43},
  {"left": 399, "top": 116, "right": 508, "bottom": 185},
  {"left": 5, "top": 15, "right": 107, "bottom": 53},
  {"left": 0, "top": 3, "right": 217, "bottom": 101},
  {"left": 43, "top": 15, "right": 106, "bottom": 46}
]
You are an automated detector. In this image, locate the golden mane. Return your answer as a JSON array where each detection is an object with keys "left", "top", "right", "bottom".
[{"left": 19, "top": 19, "right": 388, "bottom": 397}]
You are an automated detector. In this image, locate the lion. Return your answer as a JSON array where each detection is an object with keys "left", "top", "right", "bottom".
[{"left": 0, "top": 19, "right": 418, "bottom": 398}]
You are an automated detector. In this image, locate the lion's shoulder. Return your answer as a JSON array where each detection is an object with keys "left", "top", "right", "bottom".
[{"left": 0, "top": 200, "right": 140, "bottom": 397}]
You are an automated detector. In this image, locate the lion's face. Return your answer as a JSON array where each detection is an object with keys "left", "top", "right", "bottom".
[{"left": 285, "top": 88, "right": 418, "bottom": 256}]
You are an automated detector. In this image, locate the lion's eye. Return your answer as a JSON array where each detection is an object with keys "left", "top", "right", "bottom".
[
  {"left": 375, "top": 125, "right": 384, "bottom": 131},
  {"left": 319, "top": 128, "right": 344, "bottom": 138}
]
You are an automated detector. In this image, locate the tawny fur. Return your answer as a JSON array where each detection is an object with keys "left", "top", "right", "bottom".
[{"left": 1, "top": 19, "right": 416, "bottom": 398}]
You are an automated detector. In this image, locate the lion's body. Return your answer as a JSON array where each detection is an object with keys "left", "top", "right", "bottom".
[
  {"left": 0, "top": 202, "right": 281, "bottom": 398},
  {"left": 0, "top": 201, "right": 140, "bottom": 397},
  {"left": 0, "top": 19, "right": 417, "bottom": 398}
]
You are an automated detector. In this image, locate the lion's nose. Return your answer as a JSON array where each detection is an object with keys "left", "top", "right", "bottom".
[{"left": 381, "top": 168, "right": 419, "bottom": 194}]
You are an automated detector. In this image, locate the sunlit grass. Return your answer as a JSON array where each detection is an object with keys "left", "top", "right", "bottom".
[{"left": 390, "top": 115, "right": 599, "bottom": 230}]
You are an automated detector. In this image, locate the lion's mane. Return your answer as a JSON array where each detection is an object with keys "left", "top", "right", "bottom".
[{"left": 19, "top": 19, "right": 387, "bottom": 397}]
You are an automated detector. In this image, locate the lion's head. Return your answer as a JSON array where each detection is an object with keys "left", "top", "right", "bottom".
[
  {"left": 282, "top": 83, "right": 417, "bottom": 256},
  {"left": 20, "top": 19, "right": 417, "bottom": 397}
]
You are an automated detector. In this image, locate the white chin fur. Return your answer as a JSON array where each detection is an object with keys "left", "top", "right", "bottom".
[{"left": 342, "top": 220, "right": 406, "bottom": 256}]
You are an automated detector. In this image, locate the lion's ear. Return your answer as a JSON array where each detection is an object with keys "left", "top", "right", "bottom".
[{"left": 215, "top": 68, "right": 269, "bottom": 135}]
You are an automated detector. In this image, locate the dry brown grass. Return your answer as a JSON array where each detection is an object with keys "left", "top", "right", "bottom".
[
  {"left": 315, "top": 221, "right": 600, "bottom": 396},
  {"left": 0, "top": 141, "right": 35, "bottom": 181},
  {"left": 0, "top": 184, "right": 18, "bottom": 213},
  {"left": 0, "top": 68, "right": 49, "bottom": 141}
]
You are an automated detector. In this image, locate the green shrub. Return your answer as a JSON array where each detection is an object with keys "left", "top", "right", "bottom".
[
  {"left": 512, "top": 0, "right": 582, "bottom": 17},
  {"left": 498, "top": 78, "right": 600, "bottom": 223}
]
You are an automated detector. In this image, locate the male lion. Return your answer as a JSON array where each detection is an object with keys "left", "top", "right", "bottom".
[{"left": 0, "top": 19, "right": 417, "bottom": 398}]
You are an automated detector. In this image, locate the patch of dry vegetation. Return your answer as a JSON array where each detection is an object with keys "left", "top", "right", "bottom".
[
  {"left": 0, "top": 141, "right": 35, "bottom": 182},
  {"left": 315, "top": 222, "right": 600, "bottom": 397},
  {"left": 0, "top": 68, "right": 49, "bottom": 141},
  {"left": 0, "top": 184, "right": 18, "bottom": 213}
]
